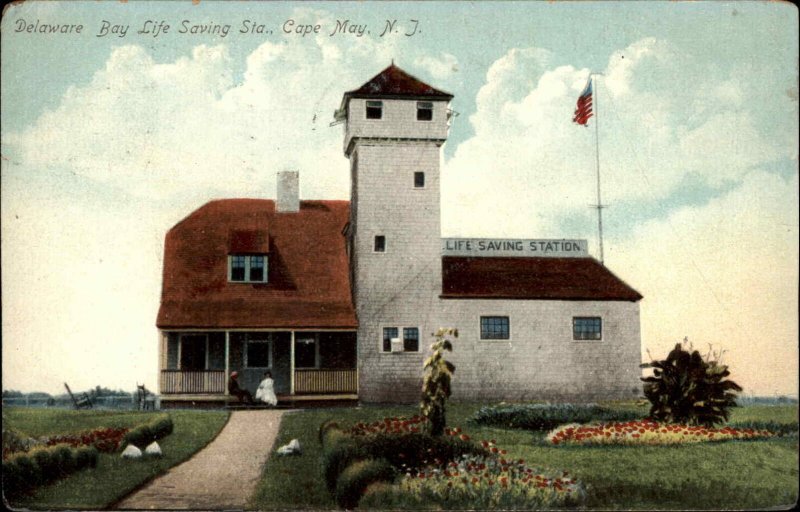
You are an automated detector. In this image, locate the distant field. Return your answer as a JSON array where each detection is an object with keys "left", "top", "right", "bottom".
[
  {"left": 252, "top": 401, "right": 798, "bottom": 510},
  {"left": 3, "top": 408, "right": 229, "bottom": 510}
]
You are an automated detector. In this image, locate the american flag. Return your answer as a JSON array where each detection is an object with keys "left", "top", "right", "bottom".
[{"left": 573, "top": 78, "right": 593, "bottom": 126}]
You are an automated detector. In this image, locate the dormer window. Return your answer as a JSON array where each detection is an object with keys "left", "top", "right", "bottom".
[
  {"left": 228, "top": 254, "right": 268, "bottom": 283},
  {"left": 417, "top": 101, "right": 433, "bottom": 121},
  {"left": 366, "top": 100, "right": 383, "bottom": 119}
]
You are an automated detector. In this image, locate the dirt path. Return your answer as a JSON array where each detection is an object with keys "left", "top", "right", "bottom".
[{"left": 116, "top": 409, "right": 284, "bottom": 510}]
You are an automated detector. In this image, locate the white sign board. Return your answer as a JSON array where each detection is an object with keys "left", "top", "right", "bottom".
[{"left": 442, "top": 238, "right": 589, "bottom": 258}]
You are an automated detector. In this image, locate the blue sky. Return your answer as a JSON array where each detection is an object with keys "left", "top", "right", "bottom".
[{"left": 2, "top": 1, "right": 797, "bottom": 396}]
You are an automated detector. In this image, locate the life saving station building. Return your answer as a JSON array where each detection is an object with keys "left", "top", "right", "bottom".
[{"left": 156, "top": 65, "right": 643, "bottom": 407}]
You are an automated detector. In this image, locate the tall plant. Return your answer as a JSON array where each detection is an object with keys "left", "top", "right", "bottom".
[
  {"left": 641, "top": 339, "right": 742, "bottom": 427},
  {"left": 420, "top": 328, "right": 457, "bottom": 436}
]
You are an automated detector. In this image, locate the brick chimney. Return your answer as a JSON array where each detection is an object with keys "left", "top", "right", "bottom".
[{"left": 276, "top": 171, "right": 299, "bottom": 213}]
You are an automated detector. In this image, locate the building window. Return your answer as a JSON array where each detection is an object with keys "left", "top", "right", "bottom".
[
  {"left": 417, "top": 101, "right": 433, "bottom": 121},
  {"left": 382, "top": 326, "right": 419, "bottom": 352},
  {"left": 228, "top": 255, "right": 268, "bottom": 283},
  {"left": 403, "top": 328, "right": 419, "bottom": 352},
  {"left": 573, "top": 317, "right": 602, "bottom": 340},
  {"left": 414, "top": 171, "right": 425, "bottom": 188},
  {"left": 382, "top": 327, "right": 398, "bottom": 352},
  {"left": 480, "top": 316, "right": 510, "bottom": 340},
  {"left": 374, "top": 235, "right": 386, "bottom": 252},
  {"left": 295, "top": 334, "right": 319, "bottom": 368},
  {"left": 245, "top": 334, "right": 271, "bottom": 368},
  {"left": 366, "top": 100, "right": 383, "bottom": 119}
]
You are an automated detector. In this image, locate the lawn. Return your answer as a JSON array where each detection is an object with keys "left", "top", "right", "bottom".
[
  {"left": 251, "top": 401, "right": 798, "bottom": 510},
  {"left": 3, "top": 408, "right": 229, "bottom": 510}
]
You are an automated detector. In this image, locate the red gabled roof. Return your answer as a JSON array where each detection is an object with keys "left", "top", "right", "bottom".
[
  {"left": 157, "top": 199, "right": 357, "bottom": 329},
  {"left": 441, "top": 256, "right": 642, "bottom": 301},
  {"left": 343, "top": 64, "right": 453, "bottom": 102}
]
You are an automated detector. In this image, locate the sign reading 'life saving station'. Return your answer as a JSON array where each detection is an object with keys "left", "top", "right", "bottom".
[{"left": 442, "top": 238, "right": 589, "bottom": 258}]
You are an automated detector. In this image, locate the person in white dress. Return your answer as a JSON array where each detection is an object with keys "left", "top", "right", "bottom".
[{"left": 255, "top": 371, "right": 278, "bottom": 406}]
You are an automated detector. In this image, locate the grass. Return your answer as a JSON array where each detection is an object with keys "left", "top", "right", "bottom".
[
  {"left": 3, "top": 408, "right": 229, "bottom": 510},
  {"left": 251, "top": 401, "right": 798, "bottom": 510}
]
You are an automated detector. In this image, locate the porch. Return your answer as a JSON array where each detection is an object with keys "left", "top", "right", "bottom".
[{"left": 158, "top": 330, "right": 357, "bottom": 402}]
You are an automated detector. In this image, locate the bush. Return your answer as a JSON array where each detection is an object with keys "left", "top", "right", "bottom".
[
  {"left": 123, "top": 415, "right": 174, "bottom": 449},
  {"left": 334, "top": 458, "right": 396, "bottom": 509},
  {"left": 75, "top": 445, "right": 99, "bottom": 469},
  {"left": 322, "top": 429, "right": 487, "bottom": 498},
  {"left": 642, "top": 341, "right": 742, "bottom": 427},
  {"left": 470, "top": 403, "right": 642, "bottom": 431},
  {"left": 52, "top": 444, "right": 76, "bottom": 477},
  {"left": 318, "top": 419, "right": 341, "bottom": 445}
]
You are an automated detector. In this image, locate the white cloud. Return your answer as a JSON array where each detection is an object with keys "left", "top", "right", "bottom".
[
  {"left": 414, "top": 52, "right": 459, "bottom": 80},
  {"left": 443, "top": 39, "right": 791, "bottom": 238},
  {"left": 608, "top": 171, "right": 799, "bottom": 395}
]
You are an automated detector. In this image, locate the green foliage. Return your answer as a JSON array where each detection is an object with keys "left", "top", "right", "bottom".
[
  {"left": 642, "top": 341, "right": 743, "bottom": 427},
  {"left": 420, "top": 328, "right": 457, "bottom": 436},
  {"left": 322, "top": 435, "right": 366, "bottom": 494},
  {"left": 318, "top": 419, "right": 340, "bottom": 445},
  {"left": 334, "top": 458, "right": 396, "bottom": 509},
  {"left": 471, "top": 403, "right": 642, "bottom": 431},
  {"left": 3, "top": 443, "right": 99, "bottom": 498},
  {"left": 122, "top": 415, "right": 174, "bottom": 449}
]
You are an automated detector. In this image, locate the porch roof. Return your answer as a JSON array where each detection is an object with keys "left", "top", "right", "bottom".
[{"left": 157, "top": 199, "right": 357, "bottom": 329}]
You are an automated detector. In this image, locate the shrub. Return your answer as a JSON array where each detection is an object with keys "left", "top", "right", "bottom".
[
  {"left": 420, "top": 328, "right": 458, "bottom": 436},
  {"left": 123, "top": 415, "right": 174, "bottom": 449},
  {"left": 323, "top": 435, "right": 370, "bottom": 495},
  {"left": 334, "top": 458, "right": 396, "bottom": 509},
  {"left": 642, "top": 341, "right": 742, "bottom": 427},
  {"left": 30, "top": 446, "right": 61, "bottom": 484},
  {"left": 318, "top": 419, "right": 341, "bottom": 445},
  {"left": 2, "top": 428, "right": 37, "bottom": 459},
  {"left": 470, "top": 403, "right": 642, "bottom": 431},
  {"left": 75, "top": 445, "right": 99, "bottom": 469},
  {"left": 52, "top": 444, "right": 76, "bottom": 477},
  {"left": 546, "top": 419, "right": 775, "bottom": 445}
]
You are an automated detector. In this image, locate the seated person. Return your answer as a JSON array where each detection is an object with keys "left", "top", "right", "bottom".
[
  {"left": 255, "top": 371, "right": 278, "bottom": 406},
  {"left": 227, "top": 371, "right": 253, "bottom": 403}
]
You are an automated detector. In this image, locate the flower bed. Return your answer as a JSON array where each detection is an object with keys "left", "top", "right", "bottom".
[
  {"left": 547, "top": 419, "right": 775, "bottom": 445},
  {"left": 3, "top": 427, "right": 128, "bottom": 459},
  {"left": 346, "top": 415, "right": 427, "bottom": 436},
  {"left": 322, "top": 417, "right": 585, "bottom": 509},
  {"left": 43, "top": 427, "right": 129, "bottom": 453},
  {"left": 361, "top": 452, "right": 585, "bottom": 509}
]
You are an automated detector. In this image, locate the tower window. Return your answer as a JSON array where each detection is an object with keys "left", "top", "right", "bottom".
[
  {"left": 414, "top": 172, "right": 425, "bottom": 188},
  {"left": 366, "top": 100, "right": 383, "bottom": 119},
  {"left": 417, "top": 101, "right": 433, "bottom": 121},
  {"left": 374, "top": 235, "right": 386, "bottom": 252}
]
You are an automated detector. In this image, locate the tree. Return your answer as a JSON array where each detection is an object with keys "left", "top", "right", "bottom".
[
  {"left": 420, "top": 328, "right": 457, "bottom": 436},
  {"left": 641, "top": 339, "right": 742, "bottom": 427}
]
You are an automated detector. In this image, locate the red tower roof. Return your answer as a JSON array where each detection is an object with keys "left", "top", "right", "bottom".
[{"left": 341, "top": 64, "right": 453, "bottom": 107}]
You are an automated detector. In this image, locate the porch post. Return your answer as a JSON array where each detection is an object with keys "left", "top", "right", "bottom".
[
  {"left": 224, "top": 331, "right": 230, "bottom": 396},
  {"left": 290, "top": 330, "right": 296, "bottom": 395}
]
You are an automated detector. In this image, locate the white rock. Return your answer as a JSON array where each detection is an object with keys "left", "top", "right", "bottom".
[
  {"left": 121, "top": 444, "right": 142, "bottom": 459},
  {"left": 276, "top": 438, "right": 302, "bottom": 456},
  {"left": 144, "top": 441, "right": 162, "bottom": 456}
]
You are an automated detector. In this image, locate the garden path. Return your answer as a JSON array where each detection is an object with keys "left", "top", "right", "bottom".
[{"left": 116, "top": 409, "right": 283, "bottom": 510}]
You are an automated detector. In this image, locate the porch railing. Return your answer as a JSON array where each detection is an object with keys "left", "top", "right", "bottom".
[
  {"left": 295, "top": 369, "right": 357, "bottom": 394},
  {"left": 160, "top": 370, "right": 225, "bottom": 394}
]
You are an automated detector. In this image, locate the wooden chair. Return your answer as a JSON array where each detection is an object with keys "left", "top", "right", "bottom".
[
  {"left": 64, "top": 383, "right": 92, "bottom": 410},
  {"left": 136, "top": 384, "right": 154, "bottom": 410}
]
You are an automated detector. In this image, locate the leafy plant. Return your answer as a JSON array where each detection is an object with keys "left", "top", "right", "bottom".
[
  {"left": 420, "top": 328, "right": 457, "bottom": 436},
  {"left": 641, "top": 340, "right": 742, "bottom": 427},
  {"left": 470, "top": 403, "right": 641, "bottom": 431},
  {"left": 334, "top": 458, "right": 396, "bottom": 509}
]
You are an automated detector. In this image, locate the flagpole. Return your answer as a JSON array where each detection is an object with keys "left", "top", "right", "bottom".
[{"left": 591, "top": 73, "right": 605, "bottom": 265}]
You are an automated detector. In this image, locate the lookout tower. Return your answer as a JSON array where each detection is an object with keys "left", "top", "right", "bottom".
[{"left": 337, "top": 64, "right": 453, "bottom": 401}]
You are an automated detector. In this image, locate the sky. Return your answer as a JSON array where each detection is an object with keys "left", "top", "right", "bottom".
[{"left": 2, "top": 0, "right": 798, "bottom": 397}]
